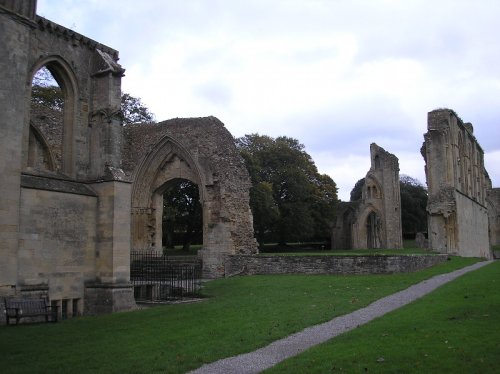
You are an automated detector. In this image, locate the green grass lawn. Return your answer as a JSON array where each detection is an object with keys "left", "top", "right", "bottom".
[
  {"left": 0, "top": 257, "right": 481, "bottom": 374},
  {"left": 267, "top": 260, "right": 500, "bottom": 373}
]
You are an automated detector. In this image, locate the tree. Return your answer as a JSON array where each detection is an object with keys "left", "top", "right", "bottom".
[
  {"left": 350, "top": 178, "right": 365, "bottom": 201},
  {"left": 121, "top": 92, "right": 155, "bottom": 125},
  {"left": 249, "top": 181, "right": 280, "bottom": 246},
  {"left": 31, "top": 67, "right": 63, "bottom": 111},
  {"left": 236, "top": 134, "right": 338, "bottom": 246},
  {"left": 162, "top": 180, "right": 202, "bottom": 251},
  {"left": 400, "top": 175, "right": 428, "bottom": 236}
]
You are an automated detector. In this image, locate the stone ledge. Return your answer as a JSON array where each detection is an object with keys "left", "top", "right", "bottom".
[{"left": 21, "top": 174, "right": 97, "bottom": 196}]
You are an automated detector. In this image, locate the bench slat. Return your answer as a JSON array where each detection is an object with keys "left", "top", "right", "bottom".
[{"left": 4, "top": 297, "right": 58, "bottom": 325}]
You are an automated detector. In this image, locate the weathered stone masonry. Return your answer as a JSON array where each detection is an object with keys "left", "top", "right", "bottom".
[
  {"left": 0, "top": 1, "right": 257, "bottom": 321},
  {"left": 331, "top": 143, "right": 403, "bottom": 250},
  {"left": 226, "top": 254, "right": 448, "bottom": 276},
  {"left": 0, "top": 0, "right": 135, "bottom": 317},
  {"left": 123, "top": 118, "right": 258, "bottom": 277},
  {"left": 422, "top": 109, "right": 493, "bottom": 259}
]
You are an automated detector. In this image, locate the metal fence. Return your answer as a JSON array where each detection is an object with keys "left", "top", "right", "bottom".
[{"left": 130, "top": 251, "right": 202, "bottom": 302}]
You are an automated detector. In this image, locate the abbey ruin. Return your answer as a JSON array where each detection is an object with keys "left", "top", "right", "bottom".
[
  {"left": 1, "top": 1, "right": 499, "bottom": 320},
  {"left": 0, "top": 0, "right": 256, "bottom": 317},
  {"left": 331, "top": 143, "right": 403, "bottom": 250},
  {"left": 422, "top": 109, "right": 498, "bottom": 259}
]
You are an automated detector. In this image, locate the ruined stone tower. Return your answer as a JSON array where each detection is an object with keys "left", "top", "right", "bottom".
[
  {"left": 332, "top": 143, "right": 403, "bottom": 249},
  {"left": 422, "top": 109, "right": 492, "bottom": 259}
]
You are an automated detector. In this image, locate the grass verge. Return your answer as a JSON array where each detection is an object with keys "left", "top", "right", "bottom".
[
  {"left": 267, "top": 260, "right": 500, "bottom": 373},
  {"left": 0, "top": 257, "right": 481, "bottom": 374}
]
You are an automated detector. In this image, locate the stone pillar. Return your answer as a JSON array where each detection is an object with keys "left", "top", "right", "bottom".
[
  {"left": 85, "top": 180, "right": 136, "bottom": 314},
  {"left": 0, "top": 6, "right": 35, "bottom": 295},
  {"left": 89, "top": 49, "right": 125, "bottom": 179},
  {"left": 199, "top": 221, "right": 234, "bottom": 278}
]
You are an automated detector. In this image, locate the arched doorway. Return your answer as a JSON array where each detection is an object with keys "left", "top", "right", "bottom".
[
  {"left": 162, "top": 178, "right": 203, "bottom": 254},
  {"left": 127, "top": 118, "right": 258, "bottom": 278},
  {"left": 130, "top": 136, "right": 206, "bottom": 251},
  {"left": 366, "top": 211, "right": 381, "bottom": 249}
]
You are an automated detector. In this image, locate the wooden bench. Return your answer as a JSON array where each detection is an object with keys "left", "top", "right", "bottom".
[{"left": 4, "top": 297, "right": 58, "bottom": 325}]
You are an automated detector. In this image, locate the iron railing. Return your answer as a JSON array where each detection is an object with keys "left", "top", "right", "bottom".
[{"left": 130, "top": 251, "right": 202, "bottom": 302}]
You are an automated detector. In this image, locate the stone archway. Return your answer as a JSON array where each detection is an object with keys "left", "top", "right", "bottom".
[
  {"left": 353, "top": 206, "right": 384, "bottom": 249},
  {"left": 125, "top": 118, "right": 258, "bottom": 277},
  {"left": 131, "top": 137, "right": 205, "bottom": 251}
]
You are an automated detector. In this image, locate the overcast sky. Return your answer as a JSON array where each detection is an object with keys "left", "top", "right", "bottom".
[{"left": 38, "top": 0, "right": 500, "bottom": 200}]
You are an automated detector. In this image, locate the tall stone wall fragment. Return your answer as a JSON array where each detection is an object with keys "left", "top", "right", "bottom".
[
  {"left": 422, "top": 109, "right": 492, "bottom": 259},
  {"left": 332, "top": 143, "right": 403, "bottom": 249},
  {"left": 124, "top": 118, "right": 258, "bottom": 278},
  {"left": 0, "top": 1, "right": 135, "bottom": 317}
]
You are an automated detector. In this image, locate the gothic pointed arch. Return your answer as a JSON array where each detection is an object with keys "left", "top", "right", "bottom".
[
  {"left": 27, "top": 56, "right": 79, "bottom": 176},
  {"left": 357, "top": 205, "right": 383, "bottom": 249},
  {"left": 124, "top": 118, "right": 258, "bottom": 277},
  {"left": 27, "top": 122, "right": 56, "bottom": 171},
  {"left": 364, "top": 174, "right": 383, "bottom": 200},
  {"left": 131, "top": 134, "right": 208, "bottom": 250}
]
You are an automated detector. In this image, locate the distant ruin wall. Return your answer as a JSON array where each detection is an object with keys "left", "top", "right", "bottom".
[
  {"left": 422, "top": 109, "right": 492, "bottom": 259},
  {"left": 226, "top": 254, "right": 448, "bottom": 276},
  {"left": 488, "top": 188, "right": 500, "bottom": 247},
  {"left": 331, "top": 143, "right": 402, "bottom": 250}
]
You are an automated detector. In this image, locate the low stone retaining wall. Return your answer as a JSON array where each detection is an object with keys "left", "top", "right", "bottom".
[{"left": 225, "top": 254, "right": 449, "bottom": 276}]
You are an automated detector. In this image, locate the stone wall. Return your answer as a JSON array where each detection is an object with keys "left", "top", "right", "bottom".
[
  {"left": 225, "top": 254, "right": 448, "bottom": 276},
  {"left": 0, "top": 1, "right": 135, "bottom": 316},
  {"left": 422, "top": 109, "right": 492, "bottom": 258},
  {"left": 332, "top": 143, "right": 402, "bottom": 249},
  {"left": 18, "top": 181, "right": 96, "bottom": 317},
  {"left": 1, "top": 0, "right": 259, "bottom": 319},
  {"left": 487, "top": 187, "right": 500, "bottom": 247},
  {"left": 124, "top": 118, "right": 258, "bottom": 278}
]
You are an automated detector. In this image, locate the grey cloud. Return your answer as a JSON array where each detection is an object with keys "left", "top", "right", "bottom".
[
  {"left": 194, "top": 81, "right": 233, "bottom": 106},
  {"left": 288, "top": 97, "right": 419, "bottom": 156}
]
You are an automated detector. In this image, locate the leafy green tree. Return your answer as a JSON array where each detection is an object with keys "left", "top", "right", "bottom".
[
  {"left": 311, "top": 173, "right": 339, "bottom": 240},
  {"left": 350, "top": 178, "right": 365, "bottom": 201},
  {"left": 162, "top": 179, "right": 202, "bottom": 251},
  {"left": 121, "top": 92, "right": 155, "bottom": 125},
  {"left": 237, "top": 134, "right": 338, "bottom": 246},
  {"left": 400, "top": 174, "right": 428, "bottom": 236},
  {"left": 31, "top": 67, "right": 63, "bottom": 111},
  {"left": 249, "top": 181, "right": 280, "bottom": 245}
]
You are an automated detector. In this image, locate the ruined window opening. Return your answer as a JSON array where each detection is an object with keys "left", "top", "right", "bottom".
[
  {"left": 28, "top": 61, "right": 76, "bottom": 176},
  {"left": 28, "top": 66, "right": 63, "bottom": 171},
  {"left": 458, "top": 134, "right": 465, "bottom": 192},
  {"left": 162, "top": 179, "right": 203, "bottom": 253}
]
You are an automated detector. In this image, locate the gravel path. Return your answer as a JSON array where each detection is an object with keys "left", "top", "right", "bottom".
[{"left": 189, "top": 260, "right": 493, "bottom": 374}]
